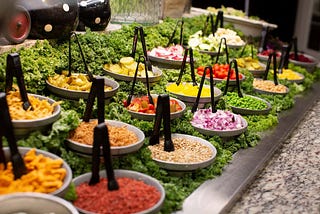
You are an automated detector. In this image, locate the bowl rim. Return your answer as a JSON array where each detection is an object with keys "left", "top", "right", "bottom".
[
  {"left": 103, "top": 64, "right": 163, "bottom": 83},
  {"left": 126, "top": 94, "right": 187, "bottom": 121},
  {"left": 66, "top": 119, "right": 145, "bottom": 156},
  {"left": 46, "top": 74, "right": 120, "bottom": 100},
  {"left": 2, "top": 147, "right": 72, "bottom": 197},
  {"left": 11, "top": 93, "right": 61, "bottom": 124},
  {"left": 0, "top": 192, "right": 79, "bottom": 214},
  {"left": 72, "top": 169, "right": 165, "bottom": 214},
  {"left": 149, "top": 133, "right": 217, "bottom": 171},
  {"left": 191, "top": 110, "right": 248, "bottom": 137}
]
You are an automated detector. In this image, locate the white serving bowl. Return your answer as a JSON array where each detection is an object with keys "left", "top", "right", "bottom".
[
  {"left": 11, "top": 94, "right": 61, "bottom": 138},
  {"left": 73, "top": 169, "right": 165, "bottom": 214},
  {"left": 0, "top": 192, "right": 79, "bottom": 214},
  {"left": 2, "top": 147, "right": 72, "bottom": 198}
]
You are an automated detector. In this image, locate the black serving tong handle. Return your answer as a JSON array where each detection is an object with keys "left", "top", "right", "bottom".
[
  {"left": 149, "top": 94, "right": 174, "bottom": 152},
  {"left": 263, "top": 52, "right": 278, "bottom": 85},
  {"left": 215, "top": 10, "right": 224, "bottom": 32},
  {"left": 215, "top": 37, "right": 229, "bottom": 64},
  {"left": 258, "top": 26, "right": 269, "bottom": 53},
  {"left": 291, "top": 37, "right": 298, "bottom": 60},
  {"left": 192, "top": 66, "right": 216, "bottom": 113},
  {"left": 176, "top": 47, "right": 197, "bottom": 86},
  {"left": 202, "top": 13, "right": 215, "bottom": 36},
  {"left": 239, "top": 37, "right": 254, "bottom": 58},
  {"left": 0, "top": 93, "right": 27, "bottom": 179},
  {"left": 5, "top": 53, "right": 32, "bottom": 111},
  {"left": 82, "top": 77, "right": 105, "bottom": 123},
  {"left": 278, "top": 44, "right": 290, "bottom": 73},
  {"left": 89, "top": 123, "right": 119, "bottom": 191},
  {"left": 223, "top": 59, "right": 243, "bottom": 98},
  {"left": 167, "top": 19, "right": 184, "bottom": 47},
  {"left": 68, "top": 32, "right": 94, "bottom": 81},
  {"left": 131, "top": 26, "right": 152, "bottom": 71},
  {"left": 85, "top": 77, "right": 118, "bottom": 190},
  {"left": 126, "top": 55, "right": 153, "bottom": 106}
]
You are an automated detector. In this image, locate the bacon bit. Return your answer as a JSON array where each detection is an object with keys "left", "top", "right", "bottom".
[{"left": 74, "top": 177, "right": 161, "bottom": 214}]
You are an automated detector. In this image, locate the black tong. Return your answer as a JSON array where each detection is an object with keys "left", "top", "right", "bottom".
[
  {"left": 149, "top": 94, "right": 174, "bottom": 152},
  {"left": 68, "top": 32, "right": 94, "bottom": 81},
  {"left": 176, "top": 47, "right": 196, "bottom": 86},
  {"left": 83, "top": 77, "right": 119, "bottom": 190},
  {"left": 126, "top": 55, "right": 153, "bottom": 107},
  {"left": 263, "top": 52, "right": 279, "bottom": 85},
  {"left": 131, "top": 26, "right": 152, "bottom": 71},
  {"left": 167, "top": 19, "right": 184, "bottom": 47},
  {"left": 223, "top": 59, "right": 243, "bottom": 98},
  {"left": 215, "top": 37, "right": 229, "bottom": 64},
  {"left": 192, "top": 66, "right": 216, "bottom": 113},
  {"left": 203, "top": 11, "right": 223, "bottom": 36},
  {"left": 89, "top": 122, "right": 119, "bottom": 190},
  {"left": 5, "top": 53, "right": 32, "bottom": 111},
  {"left": 258, "top": 26, "right": 269, "bottom": 53},
  {"left": 0, "top": 92, "right": 27, "bottom": 179}
]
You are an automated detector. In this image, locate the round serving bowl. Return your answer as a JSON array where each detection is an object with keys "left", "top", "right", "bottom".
[
  {"left": 191, "top": 109, "right": 248, "bottom": 138},
  {"left": 2, "top": 147, "right": 72, "bottom": 198},
  {"left": 228, "top": 94, "right": 272, "bottom": 115},
  {"left": 66, "top": 120, "right": 145, "bottom": 156},
  {"left": 148, "top": 133, "right": 217, "bottom": 171},
  {"left": 288, "top": 52, "right": 319, "bottom": 72},
  {"left": 0, "top": 192, "right": 79, "bottom": 214},
  {"left": 46, "top": 74, "right": 119, "bottom": 100},
  {"left": 126, "top": 94, "right": 186, "bottom": 121},
  {"left": 166, "top": 82, "right": 223, "bottom": 106},
  {"left": 11, "top": 94, "right": 61, "bottom": 138},
  {"left": 73, "top": 169, "right": 165, "bottom": 214},
  {"left": 253, "top": 79, "right": 289, "bottom": 95},
  {"left": 104, "top": 65, "right": 162, "bottom": 85}
]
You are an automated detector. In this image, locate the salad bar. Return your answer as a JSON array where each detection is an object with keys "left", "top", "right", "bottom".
[{"left": 0, "top": 6, "right": 319, "bottom": 214}]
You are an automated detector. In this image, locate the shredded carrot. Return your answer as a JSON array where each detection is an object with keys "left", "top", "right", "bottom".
[{"left": 68, "top": 120, "right": 138, "bottom": 147}]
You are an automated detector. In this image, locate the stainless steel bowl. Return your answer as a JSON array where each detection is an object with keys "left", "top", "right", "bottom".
[
  {"left": 46, "top": 75, "right": 119, "bottom": 100},
  {"left": 11, "top": 94, "right": 61, "bottom": 138},
  {"left": 191, "top": 113, "right": 248, "bottom": 138},
  {"left": 73, "top": 169, "right": 165, "bottom": 214},
  {"left": 0, "top": 192, "right": 79, "bottom": 214},
  {"left": 289, "top": 52, "right": 319, "bottom": 72},
  {"left": 127, "top": 94, "right": 186, "bottom": 121},
  {"left": 103, "top": 66, "right": 162, "bottom": 84},
  {"left": 230, "top": 94, "right": 272, "bottom": 115},
  {"left": 166, "top": 83, "right": 223, "bottom": 106},
  {"left": 66, "top": 120, "right": 145, "bottom": 156},
  {"left": 2, "top": 147, "right": 72, "bottom": 198},
  {"left": 150, "top": 133, "right": 217, "bottom": 171}
]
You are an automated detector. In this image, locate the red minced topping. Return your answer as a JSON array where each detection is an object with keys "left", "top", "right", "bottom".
[{"left": 74, "top": 177, "right": 161, "bottom": 214}]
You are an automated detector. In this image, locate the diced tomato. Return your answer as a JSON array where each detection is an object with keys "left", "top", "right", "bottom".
[
  {"left": 123, "top": 99, "right": 128, "bottom": 107},
  {"left": 146, "top": 109, "right": 156, "bottom": 114},
  {"left": 148, "top": 103, "right": 155, "bottom": 110},
  {"left": 197, "top": 66, "right": 205, "bottom": 73}
]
